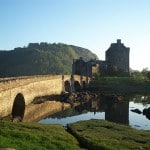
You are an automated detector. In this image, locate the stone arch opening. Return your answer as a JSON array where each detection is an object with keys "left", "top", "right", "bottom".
[
  {"left": 64, "top": 80, "right": 71, "bottom": 92},
  {"left": 74, "top": 81, "right": 81, "bottom": 91},
  {"left": 11, "top": 93, "right": 25, "bottom": 120},
  {"left": 82, "top": 81, "right": 86, "bottom": 90}
]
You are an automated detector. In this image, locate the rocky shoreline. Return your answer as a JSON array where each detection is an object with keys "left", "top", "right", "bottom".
[{"left": 61, "top": 91, "right": 99, "bottom": 106}]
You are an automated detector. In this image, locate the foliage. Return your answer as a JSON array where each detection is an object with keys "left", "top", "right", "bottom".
[
  {"left": 68, "top": 119, "right": 150, "bottom": 150},
  {"left": 0, "top": 121, "right": 82, "bottom": 150},
  {"left": 131, "top": 68, "right": 150, "bottom": 80},
  {"left": 131, "top": 70, "right": 144, "bottom": 80},
  {"left": 0, "top": 42, "right": 98, "bottom": 77},
  {"left": 147, "top": 71, "right": 150, "bottom": 80},
  {"left": 89, "top": 77, "right": 150, "bottom": 94}
]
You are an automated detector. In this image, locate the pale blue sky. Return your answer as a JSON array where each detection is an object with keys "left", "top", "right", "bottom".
[{"left": 0, "top": 0, "right": 150, "bottom": 70}]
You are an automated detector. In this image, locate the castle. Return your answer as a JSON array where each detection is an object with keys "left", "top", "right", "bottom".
[{"left": 72, "top": 39, "right": 130, "bottom": 77}]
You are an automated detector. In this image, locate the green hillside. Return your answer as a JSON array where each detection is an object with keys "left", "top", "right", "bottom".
[{"left": 0, "top": 42, "right": 98, "bottom": 77}]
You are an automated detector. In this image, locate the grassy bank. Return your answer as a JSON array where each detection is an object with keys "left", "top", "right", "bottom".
[
  {"left": 89, "top": 77, "right": 150, "bottom": 94},
  {"left": 68, "top": 119, "right": 150, "bottom": 150},
  {"left": 1, "top": 120, "right": 150, "bottom": 150},
  {"left": 0, "top": 121, "right": 82, "bottom": 150}
]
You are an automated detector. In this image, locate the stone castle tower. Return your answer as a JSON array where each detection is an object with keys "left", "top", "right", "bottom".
[
  {"left": 72, "top": 39, "right": 130, "bottom": 77},
  {"left": 106, "top": 39, "right": 130, "bottom": 76}
]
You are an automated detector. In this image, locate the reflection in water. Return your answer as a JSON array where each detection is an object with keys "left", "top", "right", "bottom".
[
  {"left": 99, "top": 94, "right": 129, "bottom": 125},
  {"left": 105, "top": 101, "right": 129, "bottom": 125},
  {"left": 39, "top": 95, "right": 150, "bottom": 130},
  {"left": 41, "top": 95, "right": 129, "bottom": 125},
  {"left": 130, "top": 95, "right": 150, "bottom": 105},
  {"left": 129, "top": 95, "right": 150, "bottom": 120}
]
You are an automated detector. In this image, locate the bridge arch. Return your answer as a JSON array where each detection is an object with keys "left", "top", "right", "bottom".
[
  {"left": 64, "top": 80, "right": 71, "bottom": 92},
  {"left": 11, "top": 93, "right": 25, "bottom": 120},
  {"left": 74, "top": 81, "right": 81, "bottom": 91}
]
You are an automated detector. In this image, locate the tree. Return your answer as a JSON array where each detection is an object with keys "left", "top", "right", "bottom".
[
  {"left": 142, "top": 68, "right": 150, "bottom": 80},
  {"left": 147, "top": 71, "right": 150, "bottom": 80}
]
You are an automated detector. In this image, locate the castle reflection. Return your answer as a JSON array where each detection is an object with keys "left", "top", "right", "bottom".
[
  {"left": 105, "top": 99, "right": 129, "bottom": 125},
  {"left": 50, "top": 95, "right": 129, "bottom": 126}
]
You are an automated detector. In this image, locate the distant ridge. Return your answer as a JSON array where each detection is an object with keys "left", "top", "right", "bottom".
[{"left": 0, "top": 42, "right": 98, "bottom": 77}]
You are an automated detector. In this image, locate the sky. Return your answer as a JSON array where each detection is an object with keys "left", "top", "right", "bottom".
[{"left": 0, "top": 0, "right": 150, "bottom": 71}]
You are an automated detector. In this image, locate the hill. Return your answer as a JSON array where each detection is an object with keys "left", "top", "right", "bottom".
[{"left": 0, "top": 42, "right": 98, "bottom": 77}]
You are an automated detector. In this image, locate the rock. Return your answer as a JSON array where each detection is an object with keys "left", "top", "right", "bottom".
[
  {"left": 12, "top": 116, "right": 22, "bottom": 122},
  {"left": 61, "top": 91, "right": 97, "bottom": 105},
  {"left": 131, "top": 109, "right": 142, "bottom": 114},
  {"left": 143, "top": 107, "right": 150, "bottom": 120}
]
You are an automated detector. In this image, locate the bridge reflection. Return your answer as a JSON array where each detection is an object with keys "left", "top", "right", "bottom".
[{"left": 48, "top": 95, "right": 129, "bottom": 125}]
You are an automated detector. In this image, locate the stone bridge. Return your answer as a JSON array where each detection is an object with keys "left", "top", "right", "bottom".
[{"left": 0, "top": 74, "right": 90, "bottom": 119}]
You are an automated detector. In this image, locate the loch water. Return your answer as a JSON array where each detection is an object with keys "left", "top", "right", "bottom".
[{"left": 39, "top": 94, "right": 150, "bottom": 130}]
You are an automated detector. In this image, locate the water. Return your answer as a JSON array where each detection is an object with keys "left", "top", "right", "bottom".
[
  {"left": 129, "top": 101, "right": 150, "bottom": 130},
  {"left": 39, "top": 94, "right": 150, "bottom": 130}
]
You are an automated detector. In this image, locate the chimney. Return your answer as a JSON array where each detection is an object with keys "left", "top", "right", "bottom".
[{"left": 117, "top": 39, "right": 121, "bottom": 44}]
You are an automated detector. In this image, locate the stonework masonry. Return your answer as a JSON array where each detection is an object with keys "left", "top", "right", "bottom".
[{"left": 0, "top": 75, "right": 88, "bottom": 118}]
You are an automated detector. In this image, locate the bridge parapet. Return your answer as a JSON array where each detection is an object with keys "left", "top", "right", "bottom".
[{"left": 0, "top": 75, "right": 62, "bottom": 91}]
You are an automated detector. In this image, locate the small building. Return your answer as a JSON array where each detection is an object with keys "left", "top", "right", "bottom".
[{"left": 72, "top": 57, "right": 99, "bottom": 77}]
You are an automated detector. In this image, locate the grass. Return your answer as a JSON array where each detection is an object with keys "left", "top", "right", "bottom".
[
  {"left": 67, "top": 119, "right": 150, "bottom": 150},
  {"left": 1, "top": 120, "right": 150, "bottom": 150},
  {"left": 0, "top": 121, "right": 83, "bottom": 150}
]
